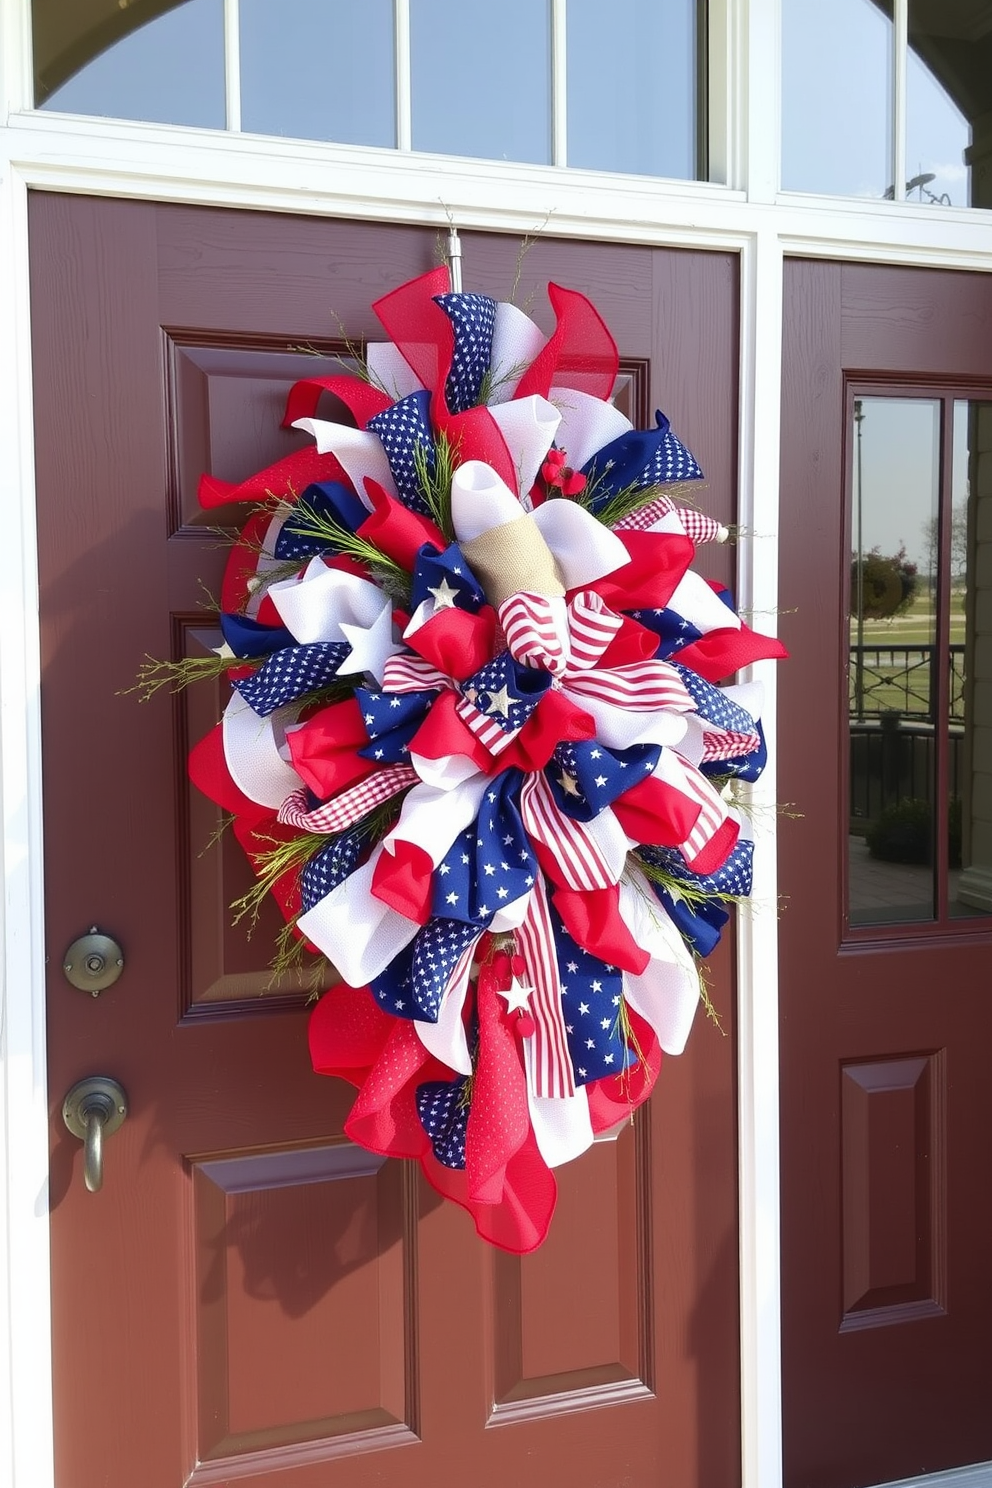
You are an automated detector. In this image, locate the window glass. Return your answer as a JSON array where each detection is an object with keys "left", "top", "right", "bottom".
[
  {"left": 38, "top": 0, "right": 225, "bottom": 129},
  {"left": 907, "top": 1, "right": 989, "bottom": 209},
  {"left": 240, "top": 0, "right": 395, "bottom": 146},
  {"left": 951, "top": 400, "right": 992, "bottom": 918},
  {"left": 410, "top": 0, "right": 551, "bottom": 164},
  {"left": 848, "top": 397, "right": 940, "bottom": 926},
  {"left": 566, "top": 0, "right": 699, "bottom": 178},
  {"left": 781, "top": 0, "right": 893, "bottom": 197}
]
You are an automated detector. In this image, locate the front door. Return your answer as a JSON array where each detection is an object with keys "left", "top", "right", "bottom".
[
  {"left": 780, "top": 259, "right": 992, "bottom": 1488},
  {"left": 32, "top": 194, "right": 743, "bottom": 1488}
]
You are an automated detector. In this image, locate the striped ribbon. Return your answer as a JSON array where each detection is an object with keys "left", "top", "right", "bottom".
[
  {"left": 498, "top": 589, "right": 623, "bottom": 676},
  {"left": 563, "top": 658, "right": 695, "bottom": 713},
  {"left": 519, "top": 772, "right": 616, "bottom": 892},
  {"left": 277, "top": 764, "right": 417, "bottom": 834},
  {"left": 664, "top": 755, "right": 730, "bottom": 864},
  {"left": 453, "top": 694, "right": 518, "bottom": 756},
  {"left": 381, "top": 651, "right": 455, "bottom": 694},
  {"left": 700, "top": 727, "right": 761, "bottom": 762},
  {"left": 515, "top": 877, "right": 576, "bottom": 1099}
]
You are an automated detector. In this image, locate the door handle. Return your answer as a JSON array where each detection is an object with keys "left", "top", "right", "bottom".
[{"left": 62, "top": 1077, "right": 128, "bottom": 1192}]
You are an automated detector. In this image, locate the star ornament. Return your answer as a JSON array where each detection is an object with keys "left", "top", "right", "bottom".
[
  {"left": 428, "top": 576, "right": 460, "bottom": 610},
  {"left": 497, "top": 976, "right": 534, "bottom": 1014},
  {"left": 337, "top": 604, "right": 403, "bottom": 683},
  {"left": 484, "top": 682, "right": 515, "bottom": 719}
]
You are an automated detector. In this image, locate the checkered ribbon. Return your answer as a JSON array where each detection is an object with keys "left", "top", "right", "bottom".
[
  {"left": 277, "top": 764, "right": 417, "bottom": 834},
  {"left": 615, "top": 497, "right": 725, "bottom": 543}
]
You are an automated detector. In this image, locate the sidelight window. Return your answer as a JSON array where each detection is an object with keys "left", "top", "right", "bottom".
[
  {"left": 847, "top": 390, "right": 992, "bottom": 929},
  {"left": 33, "top": 0, "right": 706, "bottom": 180}
]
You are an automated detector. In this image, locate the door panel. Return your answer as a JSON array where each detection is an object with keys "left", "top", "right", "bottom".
[
  {"left": 779, "top": 259, "right": 992, "bottom": 1488},
  {"left": 33, "top": 194, "right": 741, "bottom": 1488}
]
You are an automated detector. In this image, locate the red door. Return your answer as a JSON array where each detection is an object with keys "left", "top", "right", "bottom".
[
  {"left": 779, "top": 259, "right": 992, "bottom": 1488},
  {"left": 33, "top": 193, "right": 742, "bottom": 1488}
]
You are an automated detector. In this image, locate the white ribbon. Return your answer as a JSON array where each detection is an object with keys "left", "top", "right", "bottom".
[
  {"left": 486, "top": 301, "right": 548, "bottom": 405},
  {"left": 487, "top": 394, "right": 561, "bottom": 497},
  {"left": 296, "top": 845, "right": 421, "bottom": 985},
  {"left": 549, "top": 385, "right": 631, "bottom": 473},
  {"left": 268, "top": 558, "right": 389, "bottom": 646},
  {"left": 222, "top": 695, "right": 300, "bottom": 808},
  {"left": 292, "top": 418, "right": 396, "bottom": 507},
  {"left": 618, "top": 871, "right": 701, "bottom": 1055}
]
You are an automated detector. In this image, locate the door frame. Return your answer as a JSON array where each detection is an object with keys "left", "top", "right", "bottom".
[{"left": 3, "top": 3, "right": 992, "bottom": 1485}]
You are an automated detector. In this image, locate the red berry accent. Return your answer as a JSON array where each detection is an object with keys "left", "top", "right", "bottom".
[{"left": 515, "top": 1013, "right": 536, "bottom": 1040}]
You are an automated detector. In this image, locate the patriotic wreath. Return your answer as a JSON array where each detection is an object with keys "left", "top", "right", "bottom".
[{"left": 186, "top": 264, "right": 786, "bottom": 1253}]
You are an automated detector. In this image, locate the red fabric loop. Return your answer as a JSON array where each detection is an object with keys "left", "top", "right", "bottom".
[
  {"left": 286, "top": 698, "right": 373, "bottom": 799},
  {"left": 198, "top": 446, "right": 350, "bottom": 510},
  {"left": 590, "top": 531, "right": 695, "bottom": 612},
  {"left": 552, "top": 884, "right": 651, "bottom": 975},
  {"left": 358, "top": 479, "right": 446, "bottom": 569},
  {"left": 370, "top": 840, "right": 434, "bottom": 925},
  {"left": 405, "top": 606, "right": 498, "bottom": 683},
  {"left": 676, "top": 625, "right": 789, "bottom": 682},
  {"left": 372, "top": 266, "right": 453, "bottom": 401},
  {"left": 514, "top": 283, "right": 619, "bottom": 403},
  {"left": 282, "top": 373, "right": 393, "bottom": 430},
  {"left": 612, "top": 774, "right": 701, "bottom": 848}
]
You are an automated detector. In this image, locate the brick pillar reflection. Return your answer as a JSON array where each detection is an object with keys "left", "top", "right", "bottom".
[
  {"left": 964, "top": 109, "right": 992, "bottom": 208},
  {"left": 957, "top": 403, "right": 992, "bottom": 911}
]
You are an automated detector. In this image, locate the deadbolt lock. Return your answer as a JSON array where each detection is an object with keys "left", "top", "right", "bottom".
[{"left": 63, "top": 928, "right": 125, "bottom": 996}]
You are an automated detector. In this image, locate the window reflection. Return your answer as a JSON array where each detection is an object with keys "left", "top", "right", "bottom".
[
  {"left": 908, "top": 0, "right": 992, "bottom": 210},
  {"left": 782, "top": 0, "right": 893, "bottom": 198},
  {"left": 566, "top": 0, "right": 699, "bottom": 179},
  {"left": 410, "top": 0, "right": 551, "bottom": 164},
  {"left": 952, "top": 400, "right": 992, "bottom": 918},
  {"left": 240, "top": 0, "right": 395, "bottom": 147},
  {"left": 848, "top": 397, "right": 939, "bottom": 926},
  {"left": 39, "top": 0, "right": 225, "bottom": 129}
]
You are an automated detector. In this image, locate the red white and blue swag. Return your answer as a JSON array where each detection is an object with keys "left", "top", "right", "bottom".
[{"left": 189, "top": 266, "right": 786, "bottom": 1253}]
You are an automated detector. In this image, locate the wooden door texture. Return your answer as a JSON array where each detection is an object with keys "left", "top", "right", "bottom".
[
  {"left": 32, "top": 194, "right": 742, "bottom": 1488},
  {"left": 779, "top": 259, "right": 992, "bottom": 1488}
]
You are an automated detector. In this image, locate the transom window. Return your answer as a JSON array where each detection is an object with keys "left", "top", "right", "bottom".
[
  {"left": 33, "top": 0, "right": 705, "bottom": 181},
  {"left": 782, "top": 0, "right": 992, "bottom": 209}
]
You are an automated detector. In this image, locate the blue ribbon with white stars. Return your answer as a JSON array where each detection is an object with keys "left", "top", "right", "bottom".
[
  {"left": 355, "top": 686, "right": 436, "bottom": 763},
  {"left": 430, "top": 770, "right": 538, "bottom": 927},
  {"left": 434, "top": 292, "right": 497, "bottom": 414},
  {"left": 410, "top": 542, "right": 485, "bottom": 614},
  {"left": 672, "top": 665, "right": 758, "bottom": 735},
  {"left": 299, "top": 830, "right": 364, "bottom": 914},
  {"left": 581, "top": 410, "right": 704, "bottom": 506},
  {"left": 459, "top": 650, "right": 553, "bottom": 739},
  {"left": 275, "top": 481, "right": 367, "bottom": 562},
  {"left": 625, "top": 607, "right": 703, "bottom": 661},
  {"left": 550, "top": 905, "right": 633, "bottom": 1086},
  {"left": 700, "top": 721, "right": 767, "bottom": 783},
  {"left": 220, "top": 612, "right": 295, "bottom": 659},
  {"left": 639, "top": 839, "right": 754, "bottom": 956},
  {"left": 546, "top": 740, "right": 661, "bottom": 822},
  {"left": 234, "top": 641, "right": 349, "bottom": 716},
  {"left": 367, "top": 390, "right": 436, "bottom": 517},
  {"left": 369, "top": 916, "right": 479, "bottom": 1023},
  {"left": 416, "top": 1077, "right": 469, "bottom": 1168}
]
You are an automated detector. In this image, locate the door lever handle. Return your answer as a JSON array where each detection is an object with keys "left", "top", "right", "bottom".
[{"left": 62, "top": 1077, "right": 128, "bottom": 1192}]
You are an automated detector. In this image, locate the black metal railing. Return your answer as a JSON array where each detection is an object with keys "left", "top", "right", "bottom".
[{"left": 849, "top": 644, "right": 966, "bottom": 723}]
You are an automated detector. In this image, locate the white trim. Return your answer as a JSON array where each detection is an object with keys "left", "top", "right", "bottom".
[
  {"left": 550, "top": 0, "right": 567, "bottom": 168},
  {"left": 0, "top": 162, "right": 55, "bottom": 1488},
  {"left": 744, "top": 0, "right": 780, "bottom": 202},
  {"left": 892, "top": 0, "right": 907, "bottom": 202},
  {"left": 393, "top": 0, "right": 411, "bottom": 152},
  {"left": 223, "top": 0, "right": 242, "bottom": 134},
  {"left": 736, "top": 226, "right": 784, "bottom": 1488}
]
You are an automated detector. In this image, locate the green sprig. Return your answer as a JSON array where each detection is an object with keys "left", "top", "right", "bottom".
[
  {"left": 290, "top": 500, "right": 413, "bottom": 604},
  {"left": 123, "top": 651, "right": 253, "bottom": 702},
  {"left": 412, "top": 431, "right": 460, "bottom": 540}
]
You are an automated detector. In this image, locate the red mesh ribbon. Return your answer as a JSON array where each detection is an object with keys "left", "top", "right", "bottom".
[{"left": 514, "top": 283, "right": 618, "bottom": 402}]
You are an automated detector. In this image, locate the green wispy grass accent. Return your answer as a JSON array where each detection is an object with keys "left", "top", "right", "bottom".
[
  {"left": 124, "top": 651, "right": 253, "bottom": 701},
  {"left": 290, "top": 499, "right": 413, "bottom": 605},
  {"left": 412, "top": 431, "right": 459, "bottom": 540},
  {"left": 631, "top": 851, "right": 745, "bottom": 911}
]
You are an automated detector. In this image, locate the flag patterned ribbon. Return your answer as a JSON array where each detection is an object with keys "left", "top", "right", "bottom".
[{"left": 516, "top": 876, "right": 576, "bottom": 1099}]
